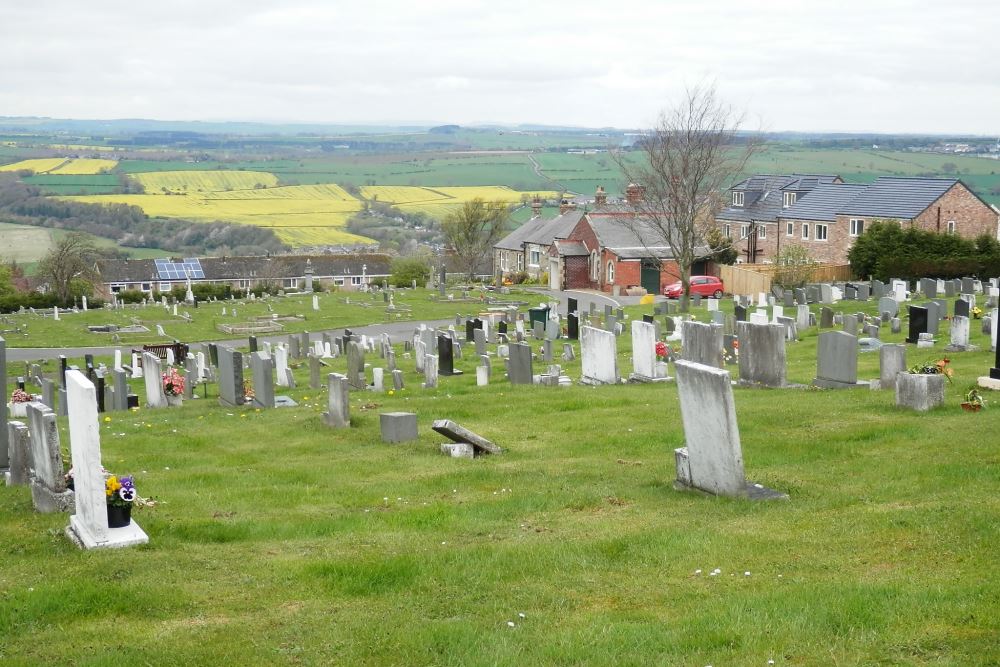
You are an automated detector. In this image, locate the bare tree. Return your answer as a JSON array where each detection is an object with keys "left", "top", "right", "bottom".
[
  {"left": 36, "top": 233, "right": 101, "bottom": 303},
  {"left": 613, "top": 85, "right": 757, "bottom": 309},
  {"left": 441, "top": 198, "right": 510, "bottom": 281}
]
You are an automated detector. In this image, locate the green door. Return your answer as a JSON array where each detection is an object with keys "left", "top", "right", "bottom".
[{"left": 641, "top": 261, "right": 660, "bottom": 295}]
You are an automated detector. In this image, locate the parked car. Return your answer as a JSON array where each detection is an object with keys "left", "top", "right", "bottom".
[{"left": 663, "top": 275, "right": 724, "bottom": 299}]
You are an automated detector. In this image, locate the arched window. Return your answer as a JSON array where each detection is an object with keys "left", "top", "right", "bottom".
[
  {"left": 606, "top": 260, "right": 615, "bottom": 284},
  {"left": 590, "top": 251, "right": 599, "bottom": 281}
]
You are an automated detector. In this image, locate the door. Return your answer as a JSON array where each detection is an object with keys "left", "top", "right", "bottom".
[
  {"left": 549, "top": 258, "right": 561, "bottom": 290},
  {"left": 640, "top": 260, "right": 660, "bottom": 295}
]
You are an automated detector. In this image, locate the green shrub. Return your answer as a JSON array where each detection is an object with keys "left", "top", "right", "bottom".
[{"left": 390, "top": 257, "right": 431, "bottom": 288}]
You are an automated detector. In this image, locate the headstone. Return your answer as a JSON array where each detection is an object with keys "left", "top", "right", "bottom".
[
  {"left": 432, "top": 419, "right": 502, "bottom": 456},
  {"left": 392, "top": 369, "right": 404, "bottom": 391},
  {"left": 141, "top": 353, "right": 167, "bottom": 409},
  {"left": 437, "top": 334, "right": 462, "bottom": 376},
  {"left": 674, "top": 361, "right": 756, "bottom": 499},
  {"left": 322, "top": 373, "right": 350, "bottom": 428},
  {"left": 955, "top": 298, "right": 970, "bottom": 319},
  {"left": 274, "top": 345, "right": 291, "bottom": 388},
  {"left": 842, "top": 314, "right": 858, "bottom": 335},
  {"left": 962, "top": 277, "right": 974, "bottom": 294},
  {"left": 680, "top": 321, "right": 724, "bottom": 369},
  {"left": 896, "top": 372, "right": 945, "bottom": 412},
  {"left": 380, "top": 412, "right": 418, "bottom": 443},
  {"left": 924, "top": 302, "right": 941, "bottom": 335},
  {"left": 111, "top": 369, "right": 128, "bottom": 411},
  {"left": 248, "top": 336, "right": 258, "bottom": 353},
  {"left": 819, "top": 284, "right": 833, "bottom": 304},
  {"left": 736, "top": 322, "right": 786, "bottom": 388},
  {"left": 41, "top": 377, "right": 55, "bottom": 410},
  {"left": 249, "top": 352, "right": 275, "bottom": 409},
  {"left": 814, "top": 331, "right": 865, "bottom": 388},
  {"left": 423, "top": 354, "right": 439, "bottom": 388},
  {"left": 309, "top": 354, "right": 321, "bottom": 390},
  {"left": 26, "top": 402, "right": 73, "bottom": 513},
  {"left": 878, "top": 344, "right": 907, "bottom": 391},
  {"left": 473, "top": 328, "right": 487, "bottom": 357},
  {"left": 217, "top": 347, "right": 244, "bottom": 407},
  {"left": 64, "top": 370, "right": 148, "bottom": 549},
  {"left": 857, "top": 284, "right": 870, "bottom": 301},
  {"left": 476, "top": 365, "right": 489, "bottom": 386},
  {"left": 0, "top": 337, "right": 5, "bottom": 467},
  {"left": 6, "top": 421, "right": 30, "bottom": 486},
  {"left": 947, "top": 315, "right": 972, "bottom": 351},
  {"left": 507, "top": 343, "right": 533, "bottom": 385},
  {"left": 630, "top": 320, "right": 662, "bottom": 381},
  {"left": 819, "top": 307, "right": 834, "bottom": 328},
  {"left": 906, "top": 306, "right": 929, "bottom": 344},
  {"left": 346, "top": 341, "right": 365, "bottom": 390},
  {"left": 872, "top": 280, "right": 885, "bottom": 299},
  {"left": 795, "top": 305, "right": 810, "bottom": 331},
  {"left": 580, "top": 326, "right": 618, "bottom": 385}
]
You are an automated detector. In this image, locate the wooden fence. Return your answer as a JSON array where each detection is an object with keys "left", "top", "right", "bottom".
[{"left": 719, "top": 263, "right": 853, "bottom": 296}]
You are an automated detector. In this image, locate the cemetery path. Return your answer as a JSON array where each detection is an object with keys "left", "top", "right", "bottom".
[
  {"left": 522, "top": 288, "right": 655, "bottom": 311},
  {"left": 5, "top": 319, "right": 456, "bottom": 362}
]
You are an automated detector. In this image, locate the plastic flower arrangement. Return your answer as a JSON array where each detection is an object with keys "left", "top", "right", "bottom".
[
  {"left": 655, "top": 341, "right": 669, "bottom": 360},
  {"left": 908, "top": 357, "right": 953, "bottom": 383},
  {"left": 162, "top": 368, "right": 185, "bottom": 396},
  {"left": 10, "top": 388, "right": 33, "bottom": 403},
  {"left": 106, "top": 474, "right": 137, "bottom": 508},
  {"left": 971, "top": 306, "right": 983, "bottom": 319}
]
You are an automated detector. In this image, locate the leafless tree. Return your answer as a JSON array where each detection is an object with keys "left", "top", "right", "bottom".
[
  {"left": 613, "top": 85, "right": 757, "bottom": 309},
  {"left": 36, "top": 232, "right": 100, "bottom": 303},
  {"left": 441, "top": 198, "right": 510, "bottom": 281}
]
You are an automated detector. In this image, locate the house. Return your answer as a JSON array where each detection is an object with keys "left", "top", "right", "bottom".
[
  {"left": 717, "top": 175, "right": 999, "bottom": 264},
  {"left": 493, "top": 203, "right": 583, "bottom": 284},
  {"left": 715, "top": 174, "right": 843, "bottom": 263},
  {"left": 94, "top": 253, "right": 392, "bottom": 299}
]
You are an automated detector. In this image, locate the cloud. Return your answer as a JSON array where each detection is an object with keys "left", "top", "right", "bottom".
[{"left": 0, "top": 0, "right": 997, "bottom": 133}]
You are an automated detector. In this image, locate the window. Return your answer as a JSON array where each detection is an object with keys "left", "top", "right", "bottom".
[
  {"left": 590, "top": 251, "right": 599, "bottom": 280},
  {"left": 849, "top": 218, "right": 864, "bottom": 237},
  {"left": 816, "top": 224, "right": 828, "bottom": 241},
  {"left": 111, "top": 283, "right": 126, "bottom": 293},
  {"left": 284, "top": 278, "right": 298, "bottom": 289},
  {"left": 529, "top": 250, "right": 541, "bottom": 266},
  {"left": 758, "top": 226, "right": 766, "bottom": 239},
  {"left": 606, "top": 260, "right": 615, "bottom": 284},
  {"left": 732, "top": 191, "right": 744, "bottom": 207},
  {"left": 141, "top": 282, "right": 151, "bottom": 292},
  {"left": 740, "top": 225, "right": 750, "bottom": 239},
  {"left": 238, "top": 279, "right": 250, "bottom": 289},
  {"left": 783, "top": 192, "right": 797, "bottom": 208},
  {"left": 947, "top": 220, "right": 956, "bottom": 234},
  {"left": 802, "top": 223, "right": 810, "bottom": 240},
  {"left": 499, "top": 252, "right": 508, "bottom": 271},
  {"left": 159, "top": 282, "right": 170, "bottom": 292},
  {"left": 351, "top": 276, "right": 363, "bottom": 285},
  {"left": 516, "top": 254, "right": 524, "bottom": 271},
  {"left": 333, "top": 277, "right": 345, "bottom": 286},
  {"left": 724, "top": 224, "right": 731, "bottom": 238}
]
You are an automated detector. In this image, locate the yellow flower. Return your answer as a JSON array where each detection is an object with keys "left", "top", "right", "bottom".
[
  {"left": 388, "top": 390, "right": 395, "bottom": 396},
  {"left": 106, "top": 476, "right": 121, "bottom": 496},
  {"left": 103, "top": 417, "right": 111, "bottom": 423}
]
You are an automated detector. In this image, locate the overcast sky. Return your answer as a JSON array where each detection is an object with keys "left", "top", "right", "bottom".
[{"left": 1, "top": 0, "right": 997, "bottom": 134}]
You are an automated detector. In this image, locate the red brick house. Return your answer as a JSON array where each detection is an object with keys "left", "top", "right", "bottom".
[
  {"left": 550, "top": 209, "right": 711, "bottom": 295},
  {"left": 717, "top": 174, "right": 999, "bottom": 264}
]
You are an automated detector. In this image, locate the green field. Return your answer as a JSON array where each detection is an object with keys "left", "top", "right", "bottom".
[
  {"left": 23, "top": 174, "right": 120, "bottom": 195},
  {"left": 1, "top": 293, "right": 998, "bottom": 664},
  {"left": 0, "top": 222, "right": 172, "bottom": 271}
]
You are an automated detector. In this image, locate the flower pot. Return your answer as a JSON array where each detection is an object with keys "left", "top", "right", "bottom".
[
  {"left": 961, "top": 402, "right": 982, "bottom": 413},
  {"left": 107, "top": 503, "right": 132, "bottom": 528},
  {"left": 166, "top": 394, "right": 183, "bottom": 407},
  {"left": 8, "top": 402, "right": 28, "bottom": 418}
]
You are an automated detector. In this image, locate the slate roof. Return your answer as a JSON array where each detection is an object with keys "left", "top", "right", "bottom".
[
  {"left": 781, "top": 183, "right": 868, "bottom": 221},
  {"left": 552, "top": 240, "right": 589, "bottom": 257},
  {"left": 97, "top": 254, "right": 392, "bottom": 283},
  {"left": 494, "top": 209, "right": 584, "bottom": 251},
  {"left": 719, "top": 174, "right": 842, "bottom": 223},
  {"left": 585, "top": 214, "right": 706, "bottom": 260},
  {"left": 838, "top": 177, "right": 958, "bottom": 219}
]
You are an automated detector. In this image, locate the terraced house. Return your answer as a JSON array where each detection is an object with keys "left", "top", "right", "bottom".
[{"left": 716, "top": 174, "right": 999, "bottom": 264}]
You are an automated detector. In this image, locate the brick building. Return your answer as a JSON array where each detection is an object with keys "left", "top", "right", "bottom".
[
  {"left": 716, "top": 174, "right": 999, "bottom": 264},
  {"left": 493, "top": 205, "right": 583, "bottom": 285}
]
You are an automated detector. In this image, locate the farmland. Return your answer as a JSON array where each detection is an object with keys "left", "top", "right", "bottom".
[
  {"left": 133, "top": 169, "right": 279, "bottom": 193},
  {"left": 361, "top": 185, "right": 563, "bottom": 218},
  {"left": 0, "top": 158, "right": 117, "bottom": 174}
]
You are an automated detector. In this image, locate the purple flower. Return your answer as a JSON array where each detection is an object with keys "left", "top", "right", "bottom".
[
  {"left": 119, "top": 476, "right": 134, "bottom": 490},
  {"left": 118, "top": 488, "right": 136, "bottom": 502}
]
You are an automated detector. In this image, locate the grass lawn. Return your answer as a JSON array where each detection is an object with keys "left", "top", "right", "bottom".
[
  {"left": 1, "top": 295, "right": 998, "bottom": 665},
  {"left": 2, "top": 288, "right": 544, "bottom": 349}
]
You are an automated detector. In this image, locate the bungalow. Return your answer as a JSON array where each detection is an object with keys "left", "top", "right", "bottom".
[
  {"left": 493, "top": 205, "right": 583, "bottom": 284},
  {"left": 94, "top": 254, "right": 392, "bottom": 299}
]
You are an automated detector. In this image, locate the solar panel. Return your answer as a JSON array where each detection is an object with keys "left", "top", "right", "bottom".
[{"left": 155, "top": 258, "right": 205, "bottom": 281}]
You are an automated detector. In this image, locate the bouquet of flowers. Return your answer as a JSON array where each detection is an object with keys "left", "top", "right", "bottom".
[
  {"left": 10, "top": 388, "right": 33, "bottom": 403},
  {"left": 162, "top": 368, "right": 185, "bottom": 397},
  {"left": 908, "top": 357, "right": 953, "bottom": 382},
  {"left": 655, "top": 341, "right": 669, "bottom": 360}
]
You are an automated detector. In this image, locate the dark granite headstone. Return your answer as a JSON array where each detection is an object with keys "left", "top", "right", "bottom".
[
  {"left": 955, "top": 298, "right": 970, "bottom": 319},
  {"left": 437, "top": 334, "right": 462, "bottom": 376},
  {"left": 734, "top": 304, "right": 747, "bottom": 322},
  {"left": 907, "top": 306, "right": 928, "bottom": 344}
]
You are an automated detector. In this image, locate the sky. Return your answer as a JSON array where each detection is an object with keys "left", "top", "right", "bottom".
[{"left": 1, "top": 0, "right": 998, "bottom": 134}]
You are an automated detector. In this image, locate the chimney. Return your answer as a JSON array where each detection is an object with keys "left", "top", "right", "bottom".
[
  {"left": 531, "top": 195, "right": 542, "bottom": 218},
  {"left": 625, "top": 183, "right": 645, "bottom": 205},
  {"left": 594, "top": 185, "right": 607, "bottom": 207},
  {"left": 559, "top": 199, "right": 577, "bottom": 215}
]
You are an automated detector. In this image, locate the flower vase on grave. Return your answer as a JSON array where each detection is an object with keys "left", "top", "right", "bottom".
[
  {"left": 166, "top": 394, "right": 183, "bottom": 407},
  {"left": 107, "top": 503, "right": 132, "bottom": 528},
  {"left": 8, "top": 401, "right": 28, "bottom": 418}
]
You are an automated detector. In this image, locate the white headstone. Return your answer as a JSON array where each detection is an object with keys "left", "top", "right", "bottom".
[
  {"left": 580, "top": 325, "right": 619, "bottom": 385},
  {"left": 53, "top": 306, "right": 60, "bottom": 321},
  {"left": 630, "top": 320, "right": 658, "bottom": 380},
  {"left": 274, "top": 345, "right": 290, "bottom": 387},
  {"left": 131, "top": 352, "right": 142, "bottom": 378},
  {"left": 312, "top": 295, "right": 320, "bottom": 311},
  {"left": 81, "top": 295, "right": 88, "bottom": 311},
  {"left": 113, "top": 349, "right": 122, "bottom": 371},
  {"left": 142, "top": 353, "right": 168, "bottom": 409},
  {"left": 64, "top": 370, "right": 148, "bottom": 549}
]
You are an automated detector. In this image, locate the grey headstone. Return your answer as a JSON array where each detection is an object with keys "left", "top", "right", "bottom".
[
  {"left": 431, "top": 419, "right": 501, "bottom": 455},
  {"left": 814, "top": 331, "right": 862, "bottom": 388},
  {"left": 322, "top": 373, "right": 350, "bottom": 428},
  {"left": 249, "top": 352, "right": 275, "bottom": 409},
  {"left": 507, "top": 343, "right": 533, "bottom": 385},
  {"left": 878, "top": 344, "right": 906, "bottom": 391},
  {"left": 680, "top": 321, "right": 724, "bottom": 369},
  {"left": 736, "top": 322, "right": 786, "bottom": 388},
  {"left": 895, "top": 372, "right": 945, "bottom": 411},
  {"left": 217, "top": 347, "right": 245, "bottom": 407},
  {"left": 380, "top": 412, "right": 418, "bottom": 443}
]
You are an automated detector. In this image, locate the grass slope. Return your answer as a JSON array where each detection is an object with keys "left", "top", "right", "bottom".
[{"left": 1, "top": 294, "right": 998, "bottom": 665}]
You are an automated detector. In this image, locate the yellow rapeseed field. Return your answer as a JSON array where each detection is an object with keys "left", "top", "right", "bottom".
[
  {"left": 132, "top": 170, "right": 280, "bottom": 193},
  {"left": 0, "top": 158, "right": 118, "bottom": 174},
  {"left": 48, "top": 158, "right": 118, "bottom": 174},
  {"left": 0, "top": 158, "right": 71, "bottom": 173}
]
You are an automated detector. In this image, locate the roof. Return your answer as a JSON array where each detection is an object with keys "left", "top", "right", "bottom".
[
  {"left": 494, "top": 209, "right": 584, "bottom": 251},
  {"left": 719, "top": 173, "right": 839, "bottom": 223},
  {"left": 97, "top": 254, "right": 392, "bottom": 283},
  {"left": 552, "top": 240, "right": 589, "bottom": 256},
  {"left": 585, "top": 214, "right": 682, "bottom": 260},
  {"left": 838, "top": 177, "right": 958, "bottom": 219},
  {"left": 781, "top": 183, "right": 868, "bottom": 221}
]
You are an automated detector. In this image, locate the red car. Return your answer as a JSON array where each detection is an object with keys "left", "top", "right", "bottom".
[{"left": 663, "top": 275, "right": 724, "bottom": 299}]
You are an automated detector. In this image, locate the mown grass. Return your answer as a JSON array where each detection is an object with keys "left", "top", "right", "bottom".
[
  {"left": 3, "top": 288, "right": 542, "bottom": 349},
  {"left": 1, "top": 295, "right": 998, "bottom": 665}
]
